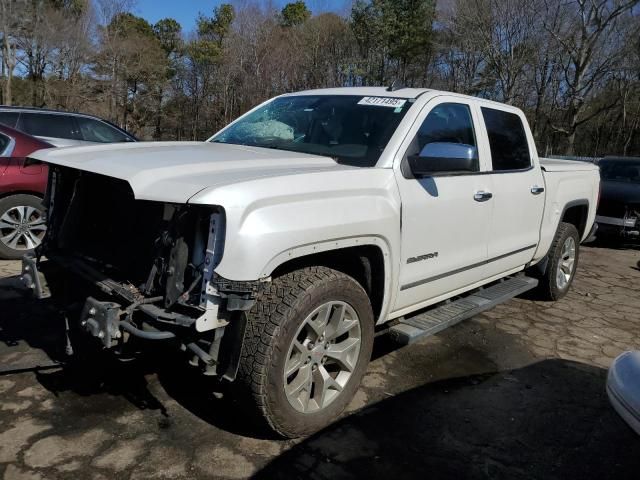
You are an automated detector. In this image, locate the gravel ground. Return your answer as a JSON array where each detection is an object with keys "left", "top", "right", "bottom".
[{"left": 0, "top": 243, "right": 639, "bottom": 480}]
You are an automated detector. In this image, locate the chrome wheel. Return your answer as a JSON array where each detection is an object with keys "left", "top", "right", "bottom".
[
  {"left": 0, "top": 205, "right": 47, "bottom": 251},
  {"left": 556, "top": 236, "right": 576, "bottom": 290},
  {"left": 284, "top": 301, "right": 362, "bottom": 414}
]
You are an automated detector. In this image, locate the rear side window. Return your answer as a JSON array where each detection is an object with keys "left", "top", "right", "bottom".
[
  {"left": 20, "top": 113, "right": 80, "bottom": 140},
  {"left": 0, "top": 111, "right": 19, "bottom": 128},
  {"left": 76, "top": 117, "right": 132, "bottom": 143},
  {"left": 0, "top": 133, "right": 9, "bottom": 155},
  {"left": 481, "top": 107, "right": 531, "bottom": 171}
]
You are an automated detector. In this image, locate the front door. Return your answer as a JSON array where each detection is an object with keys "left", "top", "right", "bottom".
[{"left": 393, "top": 97, "right": 493, "bottom": 314}]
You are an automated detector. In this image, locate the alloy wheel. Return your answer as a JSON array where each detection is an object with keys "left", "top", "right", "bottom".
[
  {"left": 0, "top": 205, "right": 47, "bottom": 251},
  {"left": 283, "top": 301, "right": 362, "bottom": 413},
  {"left": 556, "top": 236, "right": 576, "bottom": 290}
]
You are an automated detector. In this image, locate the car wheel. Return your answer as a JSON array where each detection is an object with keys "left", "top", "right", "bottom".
[
  {"left": 538, "top": 222, "right": 580, "bottom": 301},
  {"left": 238, "top": 266, "right": 374, "bottom": 438},
  {"left": 0, "top": 194, "right": 47, "bottom": 260}
]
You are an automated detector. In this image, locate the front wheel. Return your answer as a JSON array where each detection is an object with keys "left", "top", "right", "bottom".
[
  {"left": 238, "top": 266, "right": 374, "bottom": 438},
  {"left": 538, "top": 222, "right": 580, "bottom": 301}
]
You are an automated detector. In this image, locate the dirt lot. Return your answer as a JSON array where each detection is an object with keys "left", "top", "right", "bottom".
[{"left": 1, "top": 244, "right": 639, "bottom": 480}]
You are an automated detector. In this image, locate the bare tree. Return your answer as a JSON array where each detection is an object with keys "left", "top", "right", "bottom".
[
  {"left": 452, "top": 0, "right": 536, "bottom": 104},
  {"left": 0, "top": 0, "right": 638, "bottom": 155},
  {"left": 0, "top": 0, "right": 25, "bottom": 105},
  {"left": 48, "top": 2, "right": 95, "bottom": 110},
  {"left": 543, "top": 0, "right": 639, "bottom": 153},
  {"left": 94, "top": 0, "right": 136, "bottom": 121}
]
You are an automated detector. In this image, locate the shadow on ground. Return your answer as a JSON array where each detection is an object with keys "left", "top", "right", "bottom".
[
  {"left": 0, "top": 282, "right": 277, "bottom": 438},
  {"left": 255, "top": 359, "right": 640, "bottom": 480},
  {"left": 0, "top": 285, "right": 506, "bottom": 442},
  {"left": 0, "top": 278, "right": 67, "bottom": 368},
  {"left": 2, "top": 267, "right": 640, "bottom": 479}
]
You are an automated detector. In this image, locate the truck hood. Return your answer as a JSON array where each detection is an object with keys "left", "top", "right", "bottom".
[{"left": 30, "top": 141, "right": 350, "bottom": 203}]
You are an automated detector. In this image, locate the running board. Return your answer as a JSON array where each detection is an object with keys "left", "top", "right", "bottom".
[{"left": 389, "top": 275, "right": 538, "bottom": 345}]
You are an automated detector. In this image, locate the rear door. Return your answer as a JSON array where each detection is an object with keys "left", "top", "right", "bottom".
[
  {"left": 479, "top": 106, "right": 545, "bottom": 277},
  {"left": 392, "top": 96, "right": 494, "bottom": 314}
]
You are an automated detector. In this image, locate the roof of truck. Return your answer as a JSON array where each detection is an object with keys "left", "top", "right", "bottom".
[
  {"left": 279, "top": 87, "right": 524, "bottom": 112},
  {"left": 280, "top": 87, "right": 432, "bottom": 99}
]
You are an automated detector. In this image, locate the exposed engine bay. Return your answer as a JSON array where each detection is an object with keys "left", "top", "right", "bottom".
[{"left": 23, "top": 166, "right": 264, "bottom": 378}]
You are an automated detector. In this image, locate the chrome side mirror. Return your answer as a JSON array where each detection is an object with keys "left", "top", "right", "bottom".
[{"left": 408, "top": 142, "right": 478, "bottom": 176}]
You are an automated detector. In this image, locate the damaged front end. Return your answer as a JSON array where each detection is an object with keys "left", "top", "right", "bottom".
[{"left": 22, "top": 166, "right": 265, "bottom": 379}]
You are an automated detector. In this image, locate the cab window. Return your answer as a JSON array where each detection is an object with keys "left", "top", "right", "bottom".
[{"left": 481, "top": 107, "right": 531, "bottom": 171}]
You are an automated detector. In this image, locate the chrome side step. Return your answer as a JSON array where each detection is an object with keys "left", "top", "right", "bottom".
[{"left": 390, "top": 276, "right": 538, "bottom": 345}]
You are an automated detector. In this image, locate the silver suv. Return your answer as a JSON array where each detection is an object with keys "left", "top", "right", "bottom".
[{"left": 0, "top": 107, "right": 136, "bottom": 147}]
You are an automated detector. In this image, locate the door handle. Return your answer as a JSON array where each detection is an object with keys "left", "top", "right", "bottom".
[
  {"left": 473, "top": 191, "right": 493, "bottom": 202},
  {"left": 531, "top": 186, "right": 545, "bottom": 195}
]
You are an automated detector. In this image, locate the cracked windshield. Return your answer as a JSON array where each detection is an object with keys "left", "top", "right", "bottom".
[{"left": 211, "top": 95, "right": 412, "bottom": 166}]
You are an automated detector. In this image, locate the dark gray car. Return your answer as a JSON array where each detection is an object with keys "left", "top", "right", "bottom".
[
  {"left": 0, "top": 107, "right": 136, "bottom": 147},
  {"left": 595, "top": 157, "right": 640, "bottom": 239}
]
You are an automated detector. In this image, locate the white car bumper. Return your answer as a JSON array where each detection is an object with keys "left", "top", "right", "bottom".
[{"left": 607, "top": 351, "right": 640, "bottom": 435}]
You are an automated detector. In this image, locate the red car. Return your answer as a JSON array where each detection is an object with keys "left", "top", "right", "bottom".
[{"left": 0, "top": 125, "right": 52, "bottom": 259}]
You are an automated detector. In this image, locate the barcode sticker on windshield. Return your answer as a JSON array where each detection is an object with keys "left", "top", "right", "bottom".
[{"left": 358, "top": 97, "right": 407, "bottom": 108}]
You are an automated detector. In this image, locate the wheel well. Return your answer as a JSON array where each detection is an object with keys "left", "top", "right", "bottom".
[
  {"left": 270, "top": 245, "right": 385, "bottom": 320},
  {"left": 561, "top": 203, "right": 589, "bottom": 238},
  {"left": 0, "top": 190, "right": 43, "bottom": 201}
]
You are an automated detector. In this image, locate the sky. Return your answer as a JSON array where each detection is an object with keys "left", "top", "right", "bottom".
[{"left": 135, "top": 0, "right": 352, "bottom": 34}]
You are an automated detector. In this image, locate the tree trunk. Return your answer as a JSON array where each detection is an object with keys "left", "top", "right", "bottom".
[
  {"left": 154, "top": 86, "right": 163, "bottom": 140},
  {"left": 2, "top": 34, "right": 14, "bottom": 106},
  {"left": 565, "top": 129, "right": 576, "bottom": 156},
  {"left": 4, "top": 72, "right": 11, "bottom": 105}
]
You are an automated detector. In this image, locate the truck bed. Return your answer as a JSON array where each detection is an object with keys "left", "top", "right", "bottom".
[{"left": 540, "top": 157, "right": 600, "bottom": 172}]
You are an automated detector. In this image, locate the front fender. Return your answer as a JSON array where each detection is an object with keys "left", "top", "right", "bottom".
[{"left": 189, "top": 168, "right": 401, "bottom": 282}]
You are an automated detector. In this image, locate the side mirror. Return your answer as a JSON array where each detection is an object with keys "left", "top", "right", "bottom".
[{"left": 408, "top": 142, "right": 478, "bottom": 177}]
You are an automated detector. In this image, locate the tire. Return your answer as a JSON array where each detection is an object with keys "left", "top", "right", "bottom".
[
  {"left": 0, "top": 194, "right": 47, "bottom": 260},
  {"left": 537, "top": 222, "right": 580, "bottom": 301},
  {"left": 238, "top": 266, "right": 374, "bottom": 438}
]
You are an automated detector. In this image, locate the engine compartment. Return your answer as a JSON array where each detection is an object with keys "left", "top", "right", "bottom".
[
  {"left": 44, "top": 166, "right": 215, "bottom": 311},
  {"left": 15, "top": 165, "right": 260, "bottom": 378}
]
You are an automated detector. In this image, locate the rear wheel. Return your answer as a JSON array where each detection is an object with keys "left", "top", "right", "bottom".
[
  {"left": 238, "top": 266, "right": 374, "bottom": 438},
  {"left": 0, "top": 194, "right": 47, "bottom": 259},
  {"left": 537, "top": 222, "right": 580, "bottom": 301}
]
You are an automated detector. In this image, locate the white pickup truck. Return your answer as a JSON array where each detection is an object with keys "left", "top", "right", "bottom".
[{"left": 23, "top": 87, "right": 600, "bottom": 437}]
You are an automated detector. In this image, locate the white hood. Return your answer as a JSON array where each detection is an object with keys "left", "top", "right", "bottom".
[{"left": 30, "top": 141, "right": 349, "bottom": 203}]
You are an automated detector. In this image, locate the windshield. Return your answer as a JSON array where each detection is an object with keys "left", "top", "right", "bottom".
[
  {"left": 211, "top": 95, "right": 413, "bottom": 166},
  {"left": 600, "top": 160, "right": 640, "bottom": 184}
]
